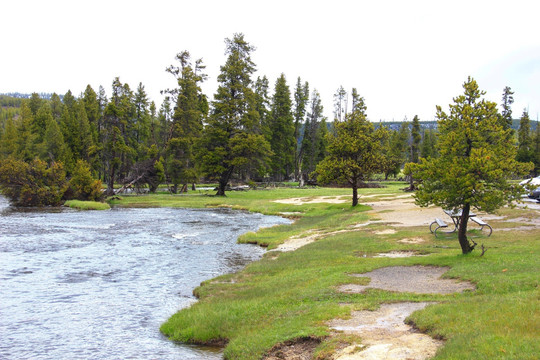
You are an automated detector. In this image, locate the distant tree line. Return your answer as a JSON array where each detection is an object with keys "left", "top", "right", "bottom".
[{"left": 0, "top": 33, "right": 539, "bottom": 206}]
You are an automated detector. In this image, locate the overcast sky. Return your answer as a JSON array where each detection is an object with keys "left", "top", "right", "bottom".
[{"left": 2, "top": 0, "right": 539, "bottom": 122}]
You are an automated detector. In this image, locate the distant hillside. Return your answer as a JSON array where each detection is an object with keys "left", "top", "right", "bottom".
[
  {"left": 0, "top": 92, "right": 59, "bottom": 100},
  {"left": 375, "top": 119, "right": 537, "bottom": 132}
]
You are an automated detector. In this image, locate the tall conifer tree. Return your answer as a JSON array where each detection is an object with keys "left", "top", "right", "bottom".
[{"left": 198, "top": 33, "right": 270, "bottom": 195}]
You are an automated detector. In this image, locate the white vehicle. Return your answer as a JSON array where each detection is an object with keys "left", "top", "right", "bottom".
[
  {"left": 519, "top": 176, "right": 540, "bottom": 189},
  {"left": 520, "top": 176, "right": 540, "bottom": 201}
]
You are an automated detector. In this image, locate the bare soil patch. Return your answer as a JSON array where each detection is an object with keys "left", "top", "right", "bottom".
[
  {"left": 273, "top": 196, "right": 349, "bottom": 205},
  {"left": 263, "top": 337, "right": 321, "bottom": 360},
  {"left": 397, "top": 237, "right": 425, "bottom": 244},
  {"left": 338, "top": 266, "right": 475, "bottom": 294},
  {"left": 329, "top": 302, "right": 443, "bottom": 360}
]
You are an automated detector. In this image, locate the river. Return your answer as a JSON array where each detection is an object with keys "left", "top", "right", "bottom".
[{"left": 0, "top": 196, "right": 290, "bottom": 359}]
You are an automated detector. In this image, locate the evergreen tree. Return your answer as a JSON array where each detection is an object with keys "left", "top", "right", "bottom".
[
  {"left": 333, "top": 86, "right": 347, "bottom": 122},
  {"left": 516, "top": 109, "right": 533, "bottom": 165},
  {"left": 254, "top": 75, "right": 270, "bottom": 137},
  {"left": 500, "top": 86, "right": 514, "bottom": 132},
  {"left": 410, "top": 77, "right": 531, "bottom": 254},
  {"left": 293, "top": 78, "right": 309, "bottom": 181},
  {"left": 83, "top": 85, "right": 100, "bottom": 145},
  {"left": 50, "top": 93, "right": 64, "bottom": 120},
  {"left": 316, "top": 107, "right": 385, "bottom": 206},
  {"left": 198, "top": 33, "right": 270, "bottom": 195},
  {"left": 28, "top": 92, "right": 42, "bottom": 116},
  {"left": 300, "top": 90, "right": 325, "bottom": 182},
  {"left": 15, "top": 101, "right": 37, "bottom": 161},
  {"left": 75, "top": 99, "right": 94, "bottom": 164},
  {"left": 133, "top": 82, "right": 151, "bottom": 161},
  {"left": 40, "top": 115, "right": 68, "bottom": 163},
  {"left": 165, "top": 51, "right": 207, "bottom": 192},
  {"left": 268, "top": 73, "right": 294, "bottom": 180},
  {"left": 533, "top": 121, "right": 540, "bottom": 175},
  {"left": 410, "top": 115, "right": 421, "bottom": 163},
  {"left": 33, "top": 102, "right": 54, "bottom": 143},
  {"left": 350, "top": 88, "right": 367, "bottom": 116},
  {"left": 420, "top": 128, "right": 438, "bottom": 159},
  {"left": 0, "top": 116, "right": 18, "bottom": 158},
  {"left": 102, "top": 77, "right": 132, "bottom": 195}
]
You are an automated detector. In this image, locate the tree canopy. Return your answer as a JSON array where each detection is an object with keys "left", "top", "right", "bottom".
[
  {"left": 316, "top": 103, "right": 385, "bottom": 206},
  {"left": 410, "top": 77, "right": 532, "bottom": 254}
]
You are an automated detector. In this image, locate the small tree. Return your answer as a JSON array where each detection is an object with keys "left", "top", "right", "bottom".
[
  {"left": 315, "top": 108, "right": 384, "bottom": 206},
  {"left": 69, "top": 159, "right": 103, "bottom": 201},
  {"left": 410, "top": 77, "right": 532, "bottom": 254}
]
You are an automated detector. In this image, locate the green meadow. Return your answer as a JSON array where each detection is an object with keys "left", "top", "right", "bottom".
[{"left": 110, "top": 184, "right": 539, "bottom": 360}]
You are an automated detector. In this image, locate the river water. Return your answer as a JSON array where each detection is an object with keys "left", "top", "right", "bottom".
[{"left": 0, "top": 196, "right": 290, "bottom": 359}]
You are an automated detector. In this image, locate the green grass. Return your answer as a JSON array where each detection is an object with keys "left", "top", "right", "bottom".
[
  {"left": 64, "top": 200, "right": 110, "bottom": 210},
  {"left": 111, "top": 183, "right": 539, "bottom": 359}
]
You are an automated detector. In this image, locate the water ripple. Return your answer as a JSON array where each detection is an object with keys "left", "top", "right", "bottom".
[{"left": 0, "top": 197, "right": 290, "bottom": 360}]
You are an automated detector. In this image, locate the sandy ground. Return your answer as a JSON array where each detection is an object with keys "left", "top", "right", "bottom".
[
  {"left": 330, "top": 302, "right": 443, "bottom": 360},
  {"left": 274, "top": 196, "right": 349, "bottom": 205}
]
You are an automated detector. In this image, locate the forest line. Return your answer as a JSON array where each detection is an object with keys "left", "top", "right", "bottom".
[{"left": 0, "top": 33, "right": 539, "bottom": 206}]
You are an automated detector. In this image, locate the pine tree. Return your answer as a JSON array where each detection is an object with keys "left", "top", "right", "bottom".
[
  {"left": 268, "top": 73, "right": 294, "bottom": 181},
  {"left": 0, "top": 116, "right": 18, "bottom": 158},
  {"left": 410, "top": 115, "right": 421, "bottom": 163},
  {"left": 33, "top": 102, "right": 54, "bottom": 143},
  {"left": 41, "top": 116, "right": 68, "bottom": 163},
  {"left": 102, "top": 77, "right": 132, "bottom": 195},
  {"left": 411, "top": 77, "right": 531, "bottom": 254},
  {"left": 350, "top": 88, "right": 367, "bottom": 116},
  {"left": 500, "top": 86, "right": 514, "bottom": 132},
  {"left": 293, "top": 78, "right": 309, "bottom": 181},
  {"left": 300, "top": 90, "right": 324, "bottom": 182},
  {"left": 316, "top": 106, "right": 385, "bottom": 206},
  {"left": 165, "top": 51, "right": 207, "bottom": 192},
  {"left": 333, "top": 86, "right": 347, "bottom": 122},
  {"left": 254, "top": 75, "right": 270, "bottom": 137},
  {"left": 516, "top": 109, "right": 533, "bottom": 165},
  {"left": 533, "top": 121, "right": 540, "bottom": 175},
  {"left": 198, "top": 33, "right": 270, "bottom": 195},
  {"left": 16, "top": 101, "right": 37, "bottom": 161},
  {"left": 133, "top": 82, "right": 151, "bottom": 161},
  {"left": 83, "top": 85, "right": 100, "bottom": 145}
]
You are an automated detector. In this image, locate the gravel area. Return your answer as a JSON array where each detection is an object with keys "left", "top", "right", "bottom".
[{"left": 338, "top": 266, "right": 475, "bottom": 294}]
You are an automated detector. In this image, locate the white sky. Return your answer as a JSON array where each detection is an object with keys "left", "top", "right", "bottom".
[{"left": 2, "top": 0, "right": 539, "bottom": 122}]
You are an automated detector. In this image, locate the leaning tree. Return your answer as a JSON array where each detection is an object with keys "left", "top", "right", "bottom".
[{"left": 409, "top": 77, "right": 532, "bottom": 254}]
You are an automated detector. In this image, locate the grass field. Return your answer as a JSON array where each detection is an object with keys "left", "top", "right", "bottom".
[
  {"left": 110, "top": 183, "right": 539, "bottom": 360},
  {"left": 63, "top": 199, "right": 111, "bottom": 210}
]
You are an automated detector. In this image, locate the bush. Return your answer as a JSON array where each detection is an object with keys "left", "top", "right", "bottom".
[
  {"left": 68, "top": 160, "right": 104, "bottom": 201},
  {"left": 0, "top": 157, "right": 68, "bottom": 206}
]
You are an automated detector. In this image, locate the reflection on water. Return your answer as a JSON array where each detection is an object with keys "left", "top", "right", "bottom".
[{"left": 0, "top": 196, "right": 290, "bottom": 360}]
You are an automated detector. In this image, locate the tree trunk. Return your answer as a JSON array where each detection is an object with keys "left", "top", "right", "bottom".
[
  {"left": 216, "top": 167, "right": 233, "bottom": 196},
  {"left": 458, "top": 203, "right": 473, "bottom": 254},
  {"left": 352, "top": 183, "right": 358, "bottom": 207},
  {"left": 106, "top": 165, "right": 115, "bottom": 196}
]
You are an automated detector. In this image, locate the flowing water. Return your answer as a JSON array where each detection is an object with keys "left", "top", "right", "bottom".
[{"left": 0, "top": 196, "right": 290, "bottom": 359}]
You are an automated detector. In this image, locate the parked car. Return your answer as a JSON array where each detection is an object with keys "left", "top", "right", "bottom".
[
  {"left": 530, "top": 188, "right": 540, "bottom": 202},
  {"left": 520, "top": 176, "right": 540, "bottom": 202}
]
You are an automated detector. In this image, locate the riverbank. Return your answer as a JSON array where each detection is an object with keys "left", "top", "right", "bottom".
[{"left": 111, "top": 183, "right": 540, "bottom": 360}]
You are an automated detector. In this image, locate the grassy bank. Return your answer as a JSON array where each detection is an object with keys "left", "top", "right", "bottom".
[
  {"left": 111, "top": 184, "right": 539, "bottom": 359},
  {"left": 64, "top": 199, "right": 110, "bottom": 210}
]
